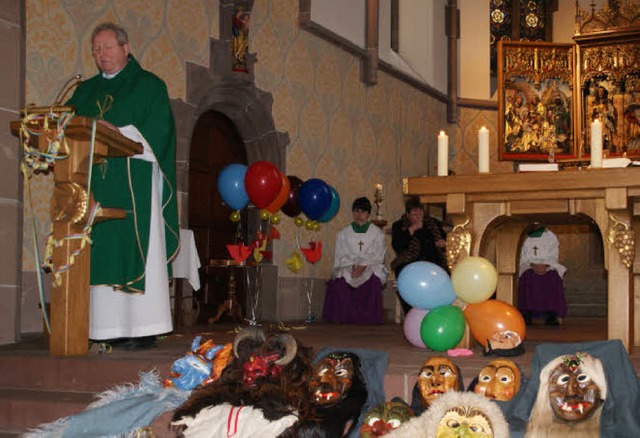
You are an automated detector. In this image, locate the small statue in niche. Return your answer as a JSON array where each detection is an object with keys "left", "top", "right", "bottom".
[{"left": 232, "top": 7, "right": 251, "bottom": 72}]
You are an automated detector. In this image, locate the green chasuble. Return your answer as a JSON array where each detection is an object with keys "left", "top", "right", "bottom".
[{"left": 67, "top": 56, "right": 179, "bottom": 293}]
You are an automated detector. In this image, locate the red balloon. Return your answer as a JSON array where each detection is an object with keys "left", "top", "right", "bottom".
[
  {"left": 281, "top": 175, "right": 303, "bottom": 217},
  {"left": 244, "top": 161, "right": 282, "bottom": 209},
  {"left": 464, "top": 299, "right": 526, "bottom": 348},
  {"left": 266, "top": 172, "right": 291, "bottom": 213}
]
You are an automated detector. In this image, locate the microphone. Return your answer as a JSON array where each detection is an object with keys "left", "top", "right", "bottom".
[{"left": 53, "top": 73, "right": 83, "bottom": 105}]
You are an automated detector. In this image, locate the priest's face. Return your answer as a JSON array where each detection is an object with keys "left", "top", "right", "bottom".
[
  {"left": 92, "top": 29, "right": 130, "bottom": 75},
  {"left": 548, "top": 355, "right": 602, "bottom": 422},
  {"left": 418, "top": 357, "right": 460, "bottom": 407}
]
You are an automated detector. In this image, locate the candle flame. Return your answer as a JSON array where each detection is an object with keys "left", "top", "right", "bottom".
[
  {"left": 439, "top": 130, "right": 446, "bottom": 136},
  {"left": 480, "top": 126, "right": 488, "bottom": 132}
]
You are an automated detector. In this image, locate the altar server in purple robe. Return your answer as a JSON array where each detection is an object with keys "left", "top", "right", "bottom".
[
  {"left": 323, "top": 197, "right": 388, "bottom": 324},
  {"left": 518, "top": 225, "right": 567, "bottom": 326}
]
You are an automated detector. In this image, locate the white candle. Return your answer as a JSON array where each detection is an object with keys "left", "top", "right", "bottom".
[
  {"left": 590, "top": 119, "right": 603, "bottom": 168},
  {"left": 437, "top": 131, "right": 449, "bottom": 176},
  {"left": 478, "top": 126, "right": 490, "bottom": 173}
]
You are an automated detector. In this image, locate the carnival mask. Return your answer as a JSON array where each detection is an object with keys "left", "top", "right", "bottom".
[
  {"left": 488, "top": 330, "right": 521, "bottom": 350},
  {"left": 473, "top": 359, "right": 521, "bottom": 402},
  {"left": 360, "top": 401, "right": 413, "bottom": 437},
  {"left": 436, "top": 406, "right": 493, "bottom": 438},
  {"left": 418, "top": 357, "right": 460, "bottom": 408},
  {"left": 309, "top": 352, "right": 355, "bottom": 406},
  {"left": 548, "top": 354, "right": 603, "bottom": 422},
  {"left": 242, "top": 352, "right": 282, "bottom": 388}
]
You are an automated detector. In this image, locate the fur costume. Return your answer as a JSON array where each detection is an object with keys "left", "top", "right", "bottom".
[
  {"left": 386, "top": 391, "right": 509, "bottom": 438},
  {"left": 525, "top": 353, "right": 606, "bottom": 438},
  {"left": 171, "top": 328, "right": 313, "bottom": 437},
  {"left": 504, "top": 340, "right": 640, "bottom": 438}
]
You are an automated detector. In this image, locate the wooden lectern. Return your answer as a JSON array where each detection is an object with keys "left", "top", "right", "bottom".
[{"left": 11, "top": 115, "right": 142, "bottom": 356}]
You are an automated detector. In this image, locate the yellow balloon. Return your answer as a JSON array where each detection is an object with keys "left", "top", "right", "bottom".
[
  {"left": 305, "top": 220, "right": 315, "bottom": 230},
  {"left": 230, "top": 211, "right": 241, "bottom": 222},
  {"left": 270, "top": 214, "right": 281, "bottom": 225},
  {"left": 260, "top": 209, "right": 270, "bottom": 221},
  {"left": 451, "top": 256, "right": 498, "bottom": 304},
  {"left": 294, "top": 216, "right": 304, "bottom": 227}
]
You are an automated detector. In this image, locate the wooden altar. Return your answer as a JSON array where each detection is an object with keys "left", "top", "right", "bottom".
[
  {"left": 11, "top": 115, "right": 142, "bottom": 356},
  {"left": 404, "top": 168, "right": 640, "bottom": 351}
]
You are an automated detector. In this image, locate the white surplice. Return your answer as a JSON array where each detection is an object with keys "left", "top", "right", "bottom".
[
  {"left": 89, "top": 125, "right": 173, "bottom": 340},
  {"left": 518, "top": 229, "right": 567, "bottom": 278},
  {"left": 332, "top": 223, "right": 388, "bottom": 288}
]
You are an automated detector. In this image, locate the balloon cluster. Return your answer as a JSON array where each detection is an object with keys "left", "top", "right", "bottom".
[
  {"left": 217, "top": 161, "right": 340, "bottom": 227},
  {"left": 398, "top": 257, "right": 525, "bottom": 351}
]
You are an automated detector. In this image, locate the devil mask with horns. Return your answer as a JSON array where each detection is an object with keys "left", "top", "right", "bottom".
[{"left": 171, "top": 328, "right": 313, "bottom": 437}]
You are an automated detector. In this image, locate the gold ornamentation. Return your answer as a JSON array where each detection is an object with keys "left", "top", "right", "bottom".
[
  {"left": 446, "top": 217, "right": 472, "bottom": 271},
  {"left": 50, "top": 182, "right": 89, "bottom": 225},
  {"left": 576, "top": 0, "right": 640, "bottom": 35},
  {"left": 607, "top": 214, "right": 635, "bottom": 269},
  {"left": 503, "top": 45, "right": 574, "bottom": 89}
]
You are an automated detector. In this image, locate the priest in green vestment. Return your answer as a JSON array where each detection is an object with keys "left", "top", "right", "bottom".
[{"left": 67, "top": 22, "right": 179, "bottom": 348}]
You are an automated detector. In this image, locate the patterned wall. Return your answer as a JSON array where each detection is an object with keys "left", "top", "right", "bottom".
[
  {"left": 21, "top": 0, "right": 447, "bottom": 277},
  {"left": 23, "top": 0, "right": 508, "bottom": 281}
]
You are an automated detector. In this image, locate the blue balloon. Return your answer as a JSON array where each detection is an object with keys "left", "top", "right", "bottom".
[
  {"left": 298, "top": 178, "right": 331, "bottom": 220},
  {"left": 217, "top": 164, "right": 249, "bottom": 210},
  {"left": 397, "top": 261, "right": 455, "bottom": 310},
  {"left": 317, "top": 186, "right": 340, "bottom": 223}
]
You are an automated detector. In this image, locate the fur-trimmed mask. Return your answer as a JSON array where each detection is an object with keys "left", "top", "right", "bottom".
[
  {"left": 548, "top": 353, "right": 604, "bottom": 422},
  {"left": 526, "top": 352, "right": 607, "bottom": 437}
]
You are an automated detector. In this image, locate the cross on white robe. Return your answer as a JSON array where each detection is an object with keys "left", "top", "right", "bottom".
[
  {"left": 519, "top": 229, "right": 567, "bottom": 278},
  {"left": 332, "top": 223, "right": 388, "bottom": 288}
]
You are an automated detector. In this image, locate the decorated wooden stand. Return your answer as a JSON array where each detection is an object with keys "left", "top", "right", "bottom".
[{"left": 11, "top": 113, "right": 142, "bottom": 356}]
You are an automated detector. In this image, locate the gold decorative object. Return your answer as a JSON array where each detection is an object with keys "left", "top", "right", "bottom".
[
  {"left": 576, "top": 0, "right": 640, "bottom": 35},
  {"left": 607, "top": 214, "right": 635, "bottom": 269},
  {"left": 446, "top": 217, "right": 472, "bottom": 271}
]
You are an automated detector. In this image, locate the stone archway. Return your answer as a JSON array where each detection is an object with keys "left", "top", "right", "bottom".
[{"left": 168, "top": 0, "right": 289, "bottom": 324}]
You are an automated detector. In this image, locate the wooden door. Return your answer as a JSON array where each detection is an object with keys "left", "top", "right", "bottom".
[{"left": 188, "top": 111, "right": 247, "bottom": 321}]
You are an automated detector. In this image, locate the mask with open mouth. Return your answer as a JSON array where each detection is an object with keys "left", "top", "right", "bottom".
[
  {"left": 548, "top": 353, "right": 603, "bottom": 422},
  {"left": 309, "top": 352, "right": 355, "bottom": 406}
]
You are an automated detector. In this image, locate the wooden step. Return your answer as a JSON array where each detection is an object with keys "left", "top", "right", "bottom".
[{"left": 0, "top": 388, "right": 95, "bottom": 433}]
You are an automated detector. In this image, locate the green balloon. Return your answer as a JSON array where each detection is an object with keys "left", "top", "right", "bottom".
[{"left": 419, "top": 305, "right": 466, "bottom": 351}]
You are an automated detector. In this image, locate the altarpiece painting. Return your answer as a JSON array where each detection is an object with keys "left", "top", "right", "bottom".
[
  {"left": 497, "top": 41, "right": 577, "bottom": 162},
  {"left": 574, "top": 3, "right": 640, "bottom": 158}
]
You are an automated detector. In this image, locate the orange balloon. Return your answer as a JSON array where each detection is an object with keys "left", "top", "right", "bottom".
[
  {"left": 266, "top": 172, "right": 291, "bottom": 213},
  {"left": 464, "top": 299, "right": 526, "bottom": 347}
]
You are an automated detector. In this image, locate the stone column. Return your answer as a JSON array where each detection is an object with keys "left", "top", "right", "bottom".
[{"left": 0, "top": 0, "right": 25, "bottom": 345}]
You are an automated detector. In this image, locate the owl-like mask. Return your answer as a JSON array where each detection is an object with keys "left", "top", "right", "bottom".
[
  {"left": 436, "top": 406, "right": 493, "bottom": 438},
  {"left": 360, "top": 401, "right": 414, "bottom": 437}
]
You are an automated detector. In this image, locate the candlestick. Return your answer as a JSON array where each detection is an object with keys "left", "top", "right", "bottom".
[
  {"left": 437, "top": 131, "right": 449, "bottom": 176},
  {"left": 478, "top": 126, "right": 490, "bottom": 173},
  {"left": 590, "top": 119, "right": 603, "bottom": 168}
]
